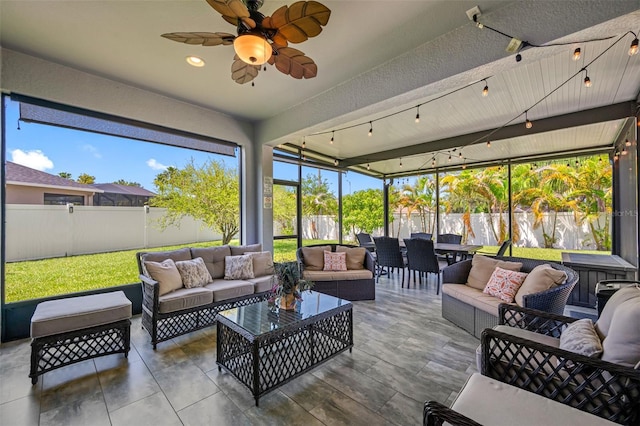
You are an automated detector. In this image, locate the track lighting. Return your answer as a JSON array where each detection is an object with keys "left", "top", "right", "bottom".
[
  {"left": 330, "top": 131, "right": 334, "bottom": 144},
  {"left": 487, "top": 141, "right": 491, "bottom": 148},
  {"left": 415, "top": 106, "right": 420, "bottom": 123},
  {"left": 630, "top": 37, "right": 639, "bottom": 56},
  {"left": 302, "top": 138, "right": 306, "bottom": 149},
  {"left": 583, "top": 69, "right": 591, "bottom": 87},
  {"left": 573, "top": 48, "right": 581, "bottom": 61},
  {"left": 525, "top": 111, "right": 532, "bottom": 129},
  {"left": 367, "top": 163, "right": 370, "bottom": 171},
  {"left": 482, "top": 80, "right": 489, "bottom": 97},
  {"left": 368, "top": 122, "right": 373, "bottom": 136},
  {"left": 459, "top": 151, "right": 463, "bottom": 158}
]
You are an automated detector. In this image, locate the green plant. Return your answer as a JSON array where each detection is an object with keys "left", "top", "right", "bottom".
[{"left": 270, "top": 261, "right": 314, "bottom": 300}]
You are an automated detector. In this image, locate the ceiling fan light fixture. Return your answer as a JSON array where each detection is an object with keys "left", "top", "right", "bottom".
[
  {"left": 186, "top": 56, "right": 205, "bottom": 67},
  {"left": 233, "top": 33, "right": 272, "bottom": 65}
]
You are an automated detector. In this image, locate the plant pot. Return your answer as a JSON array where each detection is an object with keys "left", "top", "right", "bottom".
[{"left": 281, "top": 292, "right": 297, "bottom": 310}]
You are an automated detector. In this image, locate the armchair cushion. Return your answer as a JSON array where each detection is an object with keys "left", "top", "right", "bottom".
[
  {"left": 336, "top": 245, "right": 366, "bottom": 270},
  {"left": 144, "top": 259, "right": 183, "bottom": 296},
  {"left": 483, "top": 267, "right": 528, "bottom": 302},
  {"left": 601, "top": 295, "right": 640, "bottom": 367},
  {"left": 515, "top": 264, "right": 567, "bottom": 306},
  {"left": 301, "top": 245, "right": 331, "bottom": 271},
  {"left": 467, "top": 255, "right": 523, "bottom": 290},
  {"left": 595, "top": 285, "right": 640, "bottom": 339},
  {"left": 175, "top": 257, "right": 212, "bottom": 289},
  {"left": 323, "top": 251, "right": 347, "bottom": 271},
  {"left": 191, "top": 245, "right": 231, "bottom": 279},
  {"left": 559, "top": 318, "right": 603, "bottom": 358}
]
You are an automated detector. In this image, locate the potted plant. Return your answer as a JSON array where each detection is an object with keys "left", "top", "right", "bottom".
[{"left": 270, "top": 261, "right": 314, "bottom": 310}]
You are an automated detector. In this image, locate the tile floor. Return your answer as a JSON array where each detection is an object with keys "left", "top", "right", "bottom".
[{"left": 0, "top": 273, "right": 483, "bottom": 425}]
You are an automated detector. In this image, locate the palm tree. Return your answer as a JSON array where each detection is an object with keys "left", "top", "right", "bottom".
[
  {"left": 301, "top": 172, "right": 337, "bottom": 240},
  {"left": 414, "top": 175, "right": 437, "bottom": 233}
]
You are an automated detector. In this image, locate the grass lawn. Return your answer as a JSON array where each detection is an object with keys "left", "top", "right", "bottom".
[{"left": 5, "top": 239, "right": 607, "bottom": 303}]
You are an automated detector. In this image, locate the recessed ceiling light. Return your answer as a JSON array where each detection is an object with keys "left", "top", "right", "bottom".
[{"left": 186, "top": 56, "right": 205, "bottom": 67}]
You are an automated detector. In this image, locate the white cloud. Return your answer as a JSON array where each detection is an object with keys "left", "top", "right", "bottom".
[
  {"left": 10, "top": 149, "right": 54, "bottom": 171},
  {"left": 147, "top": 158, "right": 168, "bottom": 171},
  {"left": 82, "top": 144, "right": 102, "bottom": 158}
]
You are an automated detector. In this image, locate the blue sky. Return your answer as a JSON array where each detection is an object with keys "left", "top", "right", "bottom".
[{"left": 5, "top": 98, "right": 381, "bottom": 193}]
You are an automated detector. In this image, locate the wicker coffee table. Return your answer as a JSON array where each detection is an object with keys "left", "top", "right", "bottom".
[{"left": 216, "top": 291, "right": 353, "bottom": 406}]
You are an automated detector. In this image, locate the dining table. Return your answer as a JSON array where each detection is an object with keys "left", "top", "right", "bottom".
[{"left": 359, "top": 239, "right": 483, "bottom": 264}]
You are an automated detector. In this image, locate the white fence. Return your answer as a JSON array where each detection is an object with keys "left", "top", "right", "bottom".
[
  {"left": 5, "top": 205, "right": 223, "bottom": 262},
  {"left": 300, "top": 212, "right": 609, "bottom": 250}
]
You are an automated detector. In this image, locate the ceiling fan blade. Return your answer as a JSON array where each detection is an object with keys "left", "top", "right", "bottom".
[
  {"left": 262, "top": 1, "right": 330, "bottom": 44},
  {"left": 269, "top": 46, "right": 317, "bottom": 79},
  {"left": 205, "top": 0, "right": 255, "bottom": 28},
  {"left": 161, "top": 32, "right": 235, "bottom": 46},
  {"left": 231, "top": 55, "right": 260, "bottom": 84}
]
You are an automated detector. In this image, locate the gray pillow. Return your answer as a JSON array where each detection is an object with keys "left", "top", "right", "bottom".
[
  {"left": 559, "top": 318, "right": 602, "bottom": 358},
  {"left": 175, "top": 257, "right": 212, "bottom": 288},
  {"left": 144, "top": 259, "right": 183, "bottom": 296}
]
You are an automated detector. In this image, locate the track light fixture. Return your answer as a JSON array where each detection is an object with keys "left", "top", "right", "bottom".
[
  {"left": 415, "top": 106, "right": 420, "bottom": 123},
  {"left": 302, "top": 137, "right": 306, "bottom": 149},
  {"left": 583, "top": 68, "right": 591, "bottom": 87},
  {"left": 482, "top": 79, "right": 489, "bottom": 97},
  {"left": 367, "top": 163, "right": 370, "bottom": 171},
  {"left": 487, "top": 141, "right": 491, "bottom": 148},
  {"left": 330, "top": 131, "right": 334, "bottom": 144},
  {"left": 573, "top": 47, "right": 581, "bottom": 61},
  {"left": 459, "top": 151, "right": 463, "bottom": 158},
  {"left": 525, "top": 111, "right": 533, "bottom": 129},
  {"left": 368, "top": 122, "right": 373, "bottom": 137},
  {"left": 630, "top": 37, "right": 639, "bottom": 56}
]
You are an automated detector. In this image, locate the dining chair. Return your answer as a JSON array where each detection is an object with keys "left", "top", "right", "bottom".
[
  {"left": 403, "top": 238, "right": 441, "bottom": 293},
  {"left": 410, "top": 232, "right": 432, "bottom": 240},
  {"left": 373, "top": 236, "right": 407, "bottom": 284},
  {"left": 436, "top": 233, "right": 462, "bottom": 264},
  {"left": 474, "top": 239, "right": 511, "bottom": 257},
  {"left": 356, "top": 232, "right": 375, "bottom": 251}
]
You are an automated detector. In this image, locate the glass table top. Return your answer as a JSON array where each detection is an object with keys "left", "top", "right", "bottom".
[{"left": 217, "top": 291, "right": 351, "bottom": 337}]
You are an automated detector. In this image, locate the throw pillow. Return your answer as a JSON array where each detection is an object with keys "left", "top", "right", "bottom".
[
  {"left": 224, "top": 255, "right": 255, "bottom": 280},
  {"left": 595, "top": 285, "right": 640, "bottom": 339},
  {"left": 144, "top": 259, "right": 183, "bottom": 296},
  {"left": 514, "top": 264, "right": 567, "bottom": 306},
  {"left": 336, "top": 246, "right": 366, "bottom": 270},
  {"left": 301, "top": 245, "right": 331, "bottom": 271},
  {"left": 483, "top": 266, "right": 529, "bottom": 303},
  {"left": 559, "top": 318, "right": 603, "bottom": 358},
  {"left": 600, "top": 295, "right": 640, "bottom": 367},
  {"left": 323, "top": 250, "right": 347, "bottom": 271},
  {"left": 175, "top": 257, "right": 212, "bottom": 288},
  {"left": 245, "top": 251, "right": 274, "bottom": 277},
  {"left": 467, "top": 255, "right": 523, "bottom": 290}
]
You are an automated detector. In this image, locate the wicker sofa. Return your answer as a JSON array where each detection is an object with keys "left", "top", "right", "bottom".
[
  {"left": 136, "top": 243, "right": 273, "bottom": 348},
  {"left": 296, "top": 244, "right": 375, "bottom": 301},
  {"left": 441, "top": 255, "right": 578, "bottom": 338}
]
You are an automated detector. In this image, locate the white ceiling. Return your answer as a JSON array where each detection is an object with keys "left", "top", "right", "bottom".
[{"left": 1, "top": 0, "right": 639, "bottom": 177}]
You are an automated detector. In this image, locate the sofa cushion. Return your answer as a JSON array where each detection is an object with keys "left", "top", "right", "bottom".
[
  {"left": 442, "top": 284, "right": 510, "bottom": 316},
  {"left": 595, "top": 285, "right": 640, "bottom": 339},
  {"left": 141, "top": 247, "right": 192, "bottom": 270},
  {"left": 245, "top": 251, "right": 274, "bottom": 277},
  {"left": 467, "top": 255, "right": 523, "bottom": 290},
  {"left": 191, "top": 245, "right": 231, "bottom": 279},
  {"left": 158, "top": 287, "right": 213, "bottom": 314},
  {"left": 336, "top": 246, "right": 366, "bottom": 270},
  {"left": 601, "top": 295, "right": 640, "bottom": 367},
  {"left": 323, "top": 251, "right": 347, "bottom": 271},
  {"left": 301, "top": 245, "right": 331, "bottom": 271},
  {"left": 246, "top": 275, "right": 274, "bottom": 293},
  {"left": 303, "top": 269, "right": 373, "bottom": 281},
  {"left": 144, "top": 259, "right": 183, "bottom": 296},
  {"left": 230, "top": 243, "right": 262, "bottom": 256},
  {"left": 483, "top": 267, "right": 528, "bottom": 303},
  {"left": 224, "top": 255, "right": 255, "bottom": 280},
  {"left": 175, "top": 257, "right": 212, "bottom": 288},
  {"left": 559, "top": 319, "right": 603, "bottom": 358},
  {"left": 514, "top": 264, "right": 567, "bottom": 306},
  {"left": 205, "top": 279, "right": 254, "bottom": 302}
]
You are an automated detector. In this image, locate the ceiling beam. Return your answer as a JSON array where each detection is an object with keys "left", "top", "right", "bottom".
[{"left": 340, "top": 101, "right": 637, "bottom": 167}]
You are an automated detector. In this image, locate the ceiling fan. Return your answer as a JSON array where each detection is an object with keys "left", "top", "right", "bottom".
[{"left": 162, "top": 0, "right": 331, "bottom": 85}]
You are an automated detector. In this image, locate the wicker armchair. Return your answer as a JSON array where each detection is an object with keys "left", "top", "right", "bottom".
[
  {"left": 410, "top": 232, "right": 432, "bottom": 240},
  {"left": 479, "top": 303, "right": 640, "bottom": 424}
]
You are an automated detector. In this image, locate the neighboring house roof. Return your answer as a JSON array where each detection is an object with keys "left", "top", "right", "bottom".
[
  {"left": 92, "top": 183, "right": 155, "bottom": 197},
  {"left": 6, "top": 161, "right": 102, "bottom": 193}
]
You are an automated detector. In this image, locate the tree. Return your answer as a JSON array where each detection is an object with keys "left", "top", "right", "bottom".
[
  {"left": 301, "top": 172, "right": 337, "bottom": 239},
  {"left": 151, "top": 159, "right": 239, "bottom": 244},
  {"left": 77, "top": 173, "right": 95, "bottom": 184},
  {"left": 342, "top": 189, "right": 385, "bottom": 236},
  {"left": 58, "top": 172, "right": 72, "bottom": 179},
  {"left": 113, "top": 179, "right": 142, "bottom": 187},
  {"left": 273, "top": 185, "right": 297, "bottom": 235}
]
